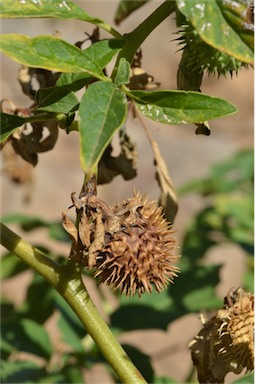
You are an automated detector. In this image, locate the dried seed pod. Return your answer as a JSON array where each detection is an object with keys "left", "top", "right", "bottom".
[
  {"left": 94, "top": 191, "right": 179, "bottom": 296},
  {"left": 189, "top": 288, "right": 254, "bottom": 383},
  {"left": 217, "top": 288, "right": 254, "bottom": 372}
]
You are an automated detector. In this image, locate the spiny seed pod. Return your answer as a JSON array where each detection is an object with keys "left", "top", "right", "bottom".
[
  {"left": 217, "top": 288, "right": 254, "bottom": 372},
  {"left": 189, "top": 288, "right": 254, "bottom": 383},
  {"left": 177, "top": 24, "right": 249, "bottom": 77},
  {"left": 94, "top": 192, "right": 179, "bottom": 297}
]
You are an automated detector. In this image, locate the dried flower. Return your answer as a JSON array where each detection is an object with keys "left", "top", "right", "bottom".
[
  {"left": 94, "top": 192, "right": 179, "bottom": 296},
  {"left": 189, "top": 288, "right": 254, "bottom": 383}
]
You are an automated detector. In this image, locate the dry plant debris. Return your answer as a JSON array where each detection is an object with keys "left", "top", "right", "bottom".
[{"left": 189, "top": 287, "right": 254, "bottom": 383}]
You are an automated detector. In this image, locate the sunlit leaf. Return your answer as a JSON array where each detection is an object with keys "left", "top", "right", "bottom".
[
  {"left": 176, "top": 0, "right": 254, "bottom": 64},
  {"left": 79, "top": 81, "right": 127, "bottom": 172},
  {"left": 0, "top": 34, "right": 106, "bottom": 78},
  {"left": 0, "top": 0, "right": 103, "bottom": 24},
  {"left": 131, "top": 90, "right": 237, "bottom": 124}
]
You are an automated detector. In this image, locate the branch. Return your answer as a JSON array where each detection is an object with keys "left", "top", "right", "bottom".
[
  {"left": 112, "top": 0, "right": 176, "bottom": 76},
  {"left": 0, "top": 223, "right": 147, "bottom": 384}
]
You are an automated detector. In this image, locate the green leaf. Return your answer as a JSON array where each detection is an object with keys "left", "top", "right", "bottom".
[
  {"left": 57, "top": 314, "right": 85, "bottom": 353},
  {"left": 60, "top": 364, "right": 84, "bottom": 384},
  {"left": 79, "top": 81, "right": 127, "bottom": 172},
  {"left": 35, "top": 86, "right": 79, "bottom": 113},
  {"left": 83, "top": 39, "right": 124, "bottom": 69},
  {"left": 56, "top": 72, "right": 92, "bottom": 92},
  {"left": 1, "top": 252, "right": 29, "bottom": 280},
  {"left": 171, "top": 265, "right": 222, "bottom": 312},
  {"left": 153, "top": 377, "right": 177, "bottom": 384},
  {"left": 2, "top": 213, "right": 48, "bottom": 230},
  {"left": 2, "top": 318, "right": 52, "bottom": 359},
  {"left": 20, "top": 274, "right": 55, "bottom": 324},
  {"left": 0, "top": 0, "right": 103, "bottom": 24},
  {"left": 114, "top": 57, "right": 131, "bottom": 85},
  {"left": 131, "top": 90, "right": 237, "bottom": 124},
  {"left": 0, "top": 360, "right": 42, "bottom": 383},
  {"left": 176, "top": 0, "right": 254, "bottom": 64},
  {"left": 0, "top": 335, "right": 15, "bottom": 360},
  {"left": 0, "top": 112, "right": 58, "bottom": 143},
  {"left": 0, "top": 113, "right": 28, "bottom": 142},
  {"left": 111, "top": 304, "right": 171, "bottom": 331},
  {"left": 0, "top": 34, "right": 106, "bottom": 79},
  {"left": 2, "top": 213, "right": 70, "bottom": 243},
  {"left": 114, "top": 0, "right": 152, "bottom": 25},
  {"left": 56, "top": 39, "right": 124, "bottom": 91},
  {"left": 55, "top": 293, "right": 86, "bottom": 352}
]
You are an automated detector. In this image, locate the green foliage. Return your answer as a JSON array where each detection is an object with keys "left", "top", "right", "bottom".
[
  {"left": 79, "top": 81, "right": 127, "bottom": 172},
  {"left": 176, "top": 0, "right": 253, "bottom": 64},
  {"left": 0, "top": 34, "right": 108, "bottom": 77},
  {"left": 0, "top": 0, "right": 253, "bottom": 383},
  {"left": 131, "top": 89, "right": 237, "bottom": 124}
]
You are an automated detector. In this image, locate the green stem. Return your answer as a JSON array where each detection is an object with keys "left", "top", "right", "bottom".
[
  {"left": 0, "top": 223, "right": 147, "bottom": 384},
  {"left": 93, "top": 20, "right": 123, "bottom": 40},
  {"left": 112, "top": 0, "right": 176, "bottom": 77}
]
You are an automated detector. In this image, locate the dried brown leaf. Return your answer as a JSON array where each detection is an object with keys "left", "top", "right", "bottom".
[
  {"left": 62, "top": 211, "right": 78, "bottom": 243},
  {"left": 152, "top": 140, "right": 178, "bottom": 223},
  {"left": 78, "top": 214, "right": 91, "bottom": 248},
  {"left": 88, "top": 212, "right": 105, "bottom": 268}
]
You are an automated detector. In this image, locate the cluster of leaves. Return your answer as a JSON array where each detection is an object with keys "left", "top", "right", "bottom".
[{"left": 1, "top": 149, "right": 253, "bottom": 383}]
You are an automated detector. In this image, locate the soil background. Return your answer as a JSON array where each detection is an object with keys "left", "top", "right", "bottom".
[{"left": 1, "top": 1, "right": 254, "bottom": 383}]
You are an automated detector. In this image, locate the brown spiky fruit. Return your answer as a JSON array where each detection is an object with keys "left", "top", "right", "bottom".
[
  {"left": 216, "top": 288, "right": 254, "bottom": 373},
  {"left": 62, "top": 188, "right": 179, "bottom": 297},
  {"left": 189, "top": 288, "right": 254, "bottom": 383},
  {"left": 94, "top": 192, "right": 179, "bottom": 296}
]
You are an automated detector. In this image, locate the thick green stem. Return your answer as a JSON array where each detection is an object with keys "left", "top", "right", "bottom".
[
  {"left": 0, "top": 223, "right": 147, "bottom": 384},
  {"left": 112, "top": 0, "right": 176, "bottom": 77}
]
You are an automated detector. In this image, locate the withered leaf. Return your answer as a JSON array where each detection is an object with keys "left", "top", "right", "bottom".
[
  {"left": 151, "top": 140, "right": 178, "bottom": 223},
  {"left": 98, "top": 130, "right": 137, "bottom": 184},
  {"left": 88, "top": 212, "right": 105, "bottom": 268},
  {"left": 78, "top": 214, "right": 91, "bottom": 248},
  {"left": 62, "top": 211, "right": 78, "bottom": 243}
]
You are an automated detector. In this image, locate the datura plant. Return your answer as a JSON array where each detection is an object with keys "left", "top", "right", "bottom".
[{"left": 0, "top": 0, "right": 253, "bottom": 383}]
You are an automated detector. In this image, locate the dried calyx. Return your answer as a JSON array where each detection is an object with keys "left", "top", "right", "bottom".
[
  {"left": 189, "top": 287, "right": 254, "bottom": 383},
  {"left": 62, "top": 186, "right": 179, "bottom": 296}
]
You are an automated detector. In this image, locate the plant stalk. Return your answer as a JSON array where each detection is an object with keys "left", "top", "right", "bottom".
[
  {"left": 112, "top": 0, "right": 176, "bottom": 77},
  {"left": 0, "top": 223, "right": 147, "bottom": 384}
]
